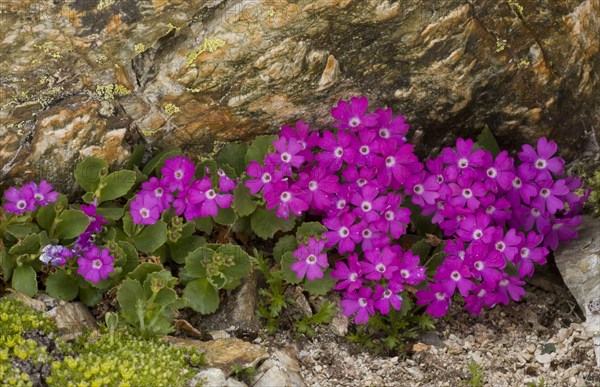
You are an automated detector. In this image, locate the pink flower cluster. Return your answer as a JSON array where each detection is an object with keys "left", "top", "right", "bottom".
[
  {"left": 411, "top": 137, "right": 589, "bottom": 317},
  {"left": 2, "top": 180, "right": 58, "bottom": 214},
  {"left": 130, "top": 157, "right": 235, "bottom": 224},
  {"left": 246, "top": 96, "right": 428, "bottom": 323},
  {"left": 38, "top": 201, "right": 114, "bottom": 283}
]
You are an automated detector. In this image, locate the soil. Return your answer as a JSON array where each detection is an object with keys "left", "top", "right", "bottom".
[{"left": 259, "top": 283, "right": 600, "bottom": 386}]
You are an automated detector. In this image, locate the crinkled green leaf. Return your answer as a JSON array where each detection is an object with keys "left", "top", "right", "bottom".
[
  {"left": 232, "top": 184, "right": 258, "bottom": 217},
  {"left": 75, "top": 157, "right": 108, "bottom": 193},
  {"left": 8, "top": 234, "right": 40, "bottom": 255},
  {"left": 168, "top": 235, "right": 207, "bottom": 264},
  {"left": 184, "top": 247, "right": 214, "bottom": 278},
  {"left": 281, "top": 252, "right": 303, "bottom": 284},
  {"left": 184, "top": 278, "right": 219, "bottom": 314},
  {"left": 142, "top": 148, "right": 182, "bottom": 176},
  {"left": 217, "top": 244, "right": 252, "bottom": 278},
  {"left": 12, "top": 265, "right": 37, "bottom": 297},
  {"left": 273, "top": 235, "right": 298, "bottom": 263},
  {"left": 296, "top": 222, "right": 327, "bottom": 239},
  {"left": 245, "top": 135, "right": 277, "bottom": 164},
  {"left": 127, "top": 262, "right": 163, "bottom": 283},
  {"left": 45, "top": 270, "right": 79, "bottom": 301},
  {"left": 251, "top": 207, "right": 296, "bottom": 239},
  {"left": 98, "top": 170, "right": 136, "bottom": 203},
  {"left": 54, "top": 210, "right": 90, "bottom": 240},
  {"left": 132, "top": 221, "right": 167, "bottom": 253},
  {"left": 303, "top": 270, "right": 336, "bottom": 296},
  {"left": 195, "top": 217, "right": 213, "bottom": 235},
  {"left": 216, "top": 143, "right": 248, "bottom": 176},
  {"left": 477, "top": 125, "right": 501, "bottom": 157},
  {"left": 214, "top": 207, "right": 237, "bottom": 225}
]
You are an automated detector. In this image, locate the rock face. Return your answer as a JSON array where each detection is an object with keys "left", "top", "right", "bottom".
[
  {"left": 555, "top": 215, "right": 600, "bottom": 367},
  {"left": 1, "top": 0, "right": 599, "bottom": 189}
]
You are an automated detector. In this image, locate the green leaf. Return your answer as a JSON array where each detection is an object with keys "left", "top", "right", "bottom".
[
  {"left": 117, "top": 279, "right": 145, "bottom": 323},
  {"left": 216, "top": 143, "right": 248, "bottom": 176},
  {"left": 8, "top": 234, "right": 40, "bottom": 255},
  {"left": 304, "top": 270, "right": 336, "bottom": 296},
  {"left": 184, "top": 278, "right": 220, "bottom": 314},
  {"left": 184, "top": 247, "right": 215, "bottom": 278},
  {"left": 251, "top": 207, "right": 296, "bottom": 240},
  {"left": 96, "top": 206, "right": 125, "bottom": 221},
  {"left": 132, "top": 221, "right": 167, "bottom": 253},
  {"left": 5, "top": 224, "right": 37, "bottom": 238},
  {"left": 245, "top": 135, "right": 277, "bottom": 164},
  {"left": 477, "top": 125, "right": 501, "bottom": 157},
  {"left": 142, "top": 148, "right": 182, "bottom": 176},
  {"left": 117, "top": 241, "right": 139, "bottom": 277},
  {"left": 126, "top": 144, "right": 146, "bottom": 169},
  {"left": 195, "top": 217, "right": 214, "bottom": 235},
  {"left": 75, "top": 157, "right": 108, "bottom": 192},
  {"left": 168, "top": 235, "right": 207, "bottom": 264},
  {"left": 79, "top": 286, "right": 104, "bottom": 307},
  {"left": 232, "top": 184, "right": 258, "bottom": 217},
  {"left": 281, "top": 252, "right": 303, "bottom": 284},
  {"left": 45, "top": 270, "right": 79, "bottom": 301},
  {"left": 410, "top": 239, "right": 432, "bottom": 260},
  {"left": 0, "top": 247, "right": 15, "bottom": 281},
  {"left": 214, "top": 207, "right": 237, "bottom": 225},
  {"left": 54, "top": 210, "right": 90, "bottom": 240},
  {"left": 97, "top": 170, "right": 137, "bottom": 203},
  {"left": 296, "top": 222, "right": 327, "bottom": 239},
  {"left": 36, "top": 202, "right": 58, "bottom": 232},
  {"left": 127, "top": 262, "right": 163, "bottom": 282},
  {"left": 12, "top": 266, "right": 37, "bottom": 297},
  {"left": 273, "top": 235, "right": 298, "bottom": 262},
  {"left": 217, "top": 244, "right": 252, "bottom": 278}
]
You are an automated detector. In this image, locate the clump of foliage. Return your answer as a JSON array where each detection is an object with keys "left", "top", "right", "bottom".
[
  {"left": 0, "top": 297, "right": 55, "bottom": 386},
  {"left": 47, "top": 331, "right": 202, "bottom": 387}
]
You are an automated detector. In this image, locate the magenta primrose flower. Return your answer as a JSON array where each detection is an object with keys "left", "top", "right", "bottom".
[
  {"left": 130, "top": 191, "right": 163, "bottom": 225},
  {"left": 188, "top": 177, "right": 233, "bottom": 217},
  {"left": 331, "top": 96, "right": 378, "bottom": 131},
  {"left": 340, "top": 286, "right": 376, "bottom": 324},
  {"left": 3, "top": 186, "right": 36, "bottom": 214},
  {"left": 23, "top": 180, "right": 58, "bottom": 207},
  {"left": 77, "top": 246, "right": 114, "bottom": 283},
  {"left": 518, "top": 136, "right": 565, "bottom": 179},
  {"left": 291, "top": 237, "right": 328, "bottom": 280},
  {"left": 161, "top": 156, "right": 195, "bottom": 192}
]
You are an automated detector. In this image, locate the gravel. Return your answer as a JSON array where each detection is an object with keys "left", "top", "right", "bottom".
[{"left": 263, "top": 285, "right": 600, "bottom": 386}]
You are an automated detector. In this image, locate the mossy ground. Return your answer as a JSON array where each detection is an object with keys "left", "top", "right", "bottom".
[{"left": 0, "top": 297, "right": 205, "bottom": 387}]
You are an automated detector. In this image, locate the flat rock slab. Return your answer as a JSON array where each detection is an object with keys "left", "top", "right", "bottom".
[
  {"left": 165, "top": 337, "right": 269, "bottom": 375},
  {"left": 555, "top": 215, "right": 600, "bottom": 367},
  {"left": 46, "top": 302, "right": 98, "bottom": 340}
]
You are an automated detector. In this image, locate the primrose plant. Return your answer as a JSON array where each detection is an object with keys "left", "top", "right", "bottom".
[{"left": 248, "top": 96, "right": 589, "bottom": 323}]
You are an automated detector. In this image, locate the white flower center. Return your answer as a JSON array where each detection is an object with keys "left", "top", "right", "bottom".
[
  {"left": 306, "top": 254, "right": 317, "bottom": 265},
  {"left": 499, "top": 279, "right": 509, "bottom": 287},
  {"left": 338, "top": 227, "right": 350, "bottom": 238},
  {"left": 473, "top": 229, "right": 483, "bottom": 240},
  {"left": 385, "top": 211, "right": 394, "bottom": 221},
  {"left": 486, "top": 206, "right": 495, "bottom": 214},
  {"left": 375, "top": 263, "right": 386, "bottom": 273},
  {"left": 362, "top": 229, "right": 372, "bottom": 238},
  {"left": 383, "top": 289, "right": 392, "bottom": 298},
  {"left": 379, "top": 128, "right": 389, "bottom": 138},
  {"left": 92, "top": 259, "right": 102, "bottom": 269},
  {"left": 154, "top": 188, "right": 163, "bottom": 197},
  {"left": 261, "top": 173, "right": 272, "bottom": 183},
  {"left": 451, "top": 271, "right": 461, "bottom": 281},
  {"left": 477, "top": 289, "right": 487, "bottom": 298},
  {"left": 357, "top": 178, "right": 367, "bottom": 187},
  {"left": 386, "top": 156, "right": 395, "bottom": 167},
  {"left": 336, "top": 199, "right": 346, "bottom": 209},
  {"left": 435, "top": 292, "right": 446, "bottom": 301},
  {"left": 400, "top": 269, "right": 409, "bottom": 278},
  {"left": 520, "top": 247, "right": 530, "bottom": 258},
  {"left": 540, "top": 188, "right": 550, "bottom": 198},
  {"left": 462, "top": 189, "right": 473, "bottom": 198},
  {"left": 205, "top": 189, "right": 216, "bottom": 199},
  {"left": 459, "top": 251, "right": 465, "bottom": 260},
  {"left": 535, "top": 159, "right": 547, "bottom": 169},
  {"left": 436, "top": 175, "right": 444, "bottom": 183},
  {"left": 309, "top": 181, "right": 318, "bottom": 191},
  {"left": 512, "top": 177, "right": 522, "bottom": 188},
  {"left": 359, "top": 146, "right": 370, "bottom": 155},
  {"left": 281, "top": 152, "right": 291, "bottom": 163},
  {"left": 280, "top": 191, "right": 291, "bottom": 202},
  {"left": 531, "top": 208, "right": 540, "bottom": 216},
  {"left": 17, "top": 200, "right": 26, "bottom": 209},
  {"left": 361, "top": 201, "right": 372, "bottom": 212},
  {"left": 413, "top": 184, "right": 424, "bottom": 194},
  {"left": 140, "top": 208, "right": 150, "bottom": 218},
  {"left": 349, "top": 117, "right": 361, "bottom": 127},
  {"left": 334, "top": 147, "right": 344, "bottom": 157},
  {"left": 458, "top": 158, "right": 469, "bottom": 168},
  {"left": 358, "top": 297, "right": 368, "bottom": 307},
  {"left": 349, "top": 273, "right": 358, "bottom": 282},
  {"left": 486, "top": 168, "right": 498, "bottom": 178},
  {"left": 474, "top": 261, "right": 484, "bottom": 271},
  {"left": 495, "top": 241, "right": 505, "bottom": 252},
  {"left": 34, "top": 193, "right": 44, "bottom": 201},
  {"left": 174, "top": 170, "right": 184, "bottom": 179}
]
